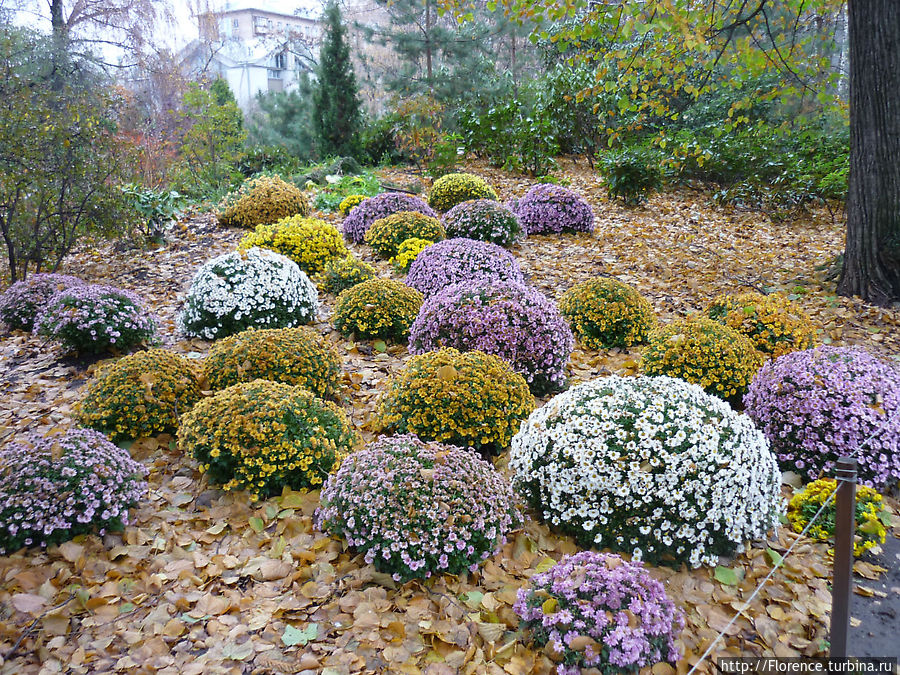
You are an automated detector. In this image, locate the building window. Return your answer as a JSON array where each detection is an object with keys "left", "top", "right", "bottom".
[
  {"left": 268, "top": 69, "right": 283, "bottom": 80},
  {"left": 274, "top": 51, "right": 286, "bottom": 70},
  {"left": 232, "top": 18, "right": 238, "bottom": 27}
]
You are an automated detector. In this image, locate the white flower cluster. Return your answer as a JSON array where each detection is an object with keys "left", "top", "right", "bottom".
[
  {"left": 510, "top": 375, "right": 782, "bottom": 568},
  {"left": 178, "top": 247, "right": 318, "bottom": 340}
]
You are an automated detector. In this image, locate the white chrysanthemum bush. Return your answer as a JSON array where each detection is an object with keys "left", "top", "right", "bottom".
[
  {"left": 178, "top": 247, "right": 318, "bottom": 340},
  {"left": 510, "top": 375, "right": 782, "bottom": 568}
]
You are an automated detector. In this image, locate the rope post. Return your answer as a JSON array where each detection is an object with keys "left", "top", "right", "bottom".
[{"left": 830, "top": 456, "right": 857, "bottom": 658}]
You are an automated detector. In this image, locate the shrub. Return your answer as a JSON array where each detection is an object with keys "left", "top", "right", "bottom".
[
  {"left": 376, "top": 348, "right": 535, "bottom": 455},
  {"left": 178, "top": 379, "right": 356, "bottom": 499},
  {"left": 333, "top": 278, "right": 422, "bottom": 341},
  {"left": 428, "top": 173, "right": 498, "bottom": 212},
  {"left": 238, "top": 216, "right": 347, "bottom": 274},
  {"left": 707, "top": 291, "right": 817, "bottom": 358},
  {"left": 338, "top": 194, "right": 367, "bottom": 216},
  {"left": 342, "top": 192, "right": 437, "bottom": 244},
  {"left": 316, "top": 434, "right": 521, "bottom": 582},
  {"left": 217, "top": 175, "right": 310, "bottom": 229},
  {"left": 34, "top": 285, "right": 158, "bottom": 355},
  {"left": 441, "top": 199, "right": 521, "bottom": 248},
  {"left": 204, "top": 327, "right": 341, "bottom": 399},
  {"left": 510, "top": 375, "right": 782, "bottom": 567},
  {"left": 0, "top": 428, "right": 147, "bottom": 555},
  {"left": 744, "top": 346, "right": 900, "bottom": 488},
  {"left": 560, "top": 277, "right": 656, "bottom": 349},
  {"left": 509, "top": 184, "right": 594, "bottom": 235},
  {"left": 409, "top": 280, "right": 573, "bottom": 395},
  {"left": 363, "top": 211, "right": 445, "bottom": 258},
  {"left": 178, "top": 248, "right": 318, "bottom": 340},
  {"left": 641, "top": 316, "right": 764, "bottom": 400},
  {"left": 390, "top": 238, "right": 433, "bottom": 274},
  {"left": 405, "top": 238, "right": 525, "bottom": 298},
  {"left": 514, "top": 551, "right": 684, "bottom": 674},
  {"left": 599, "top": 146, "right": 664, "bottom": 205},
  {"left": 77, "top": 349, "right": 203, "bottom": 441},
  {"left": 0, "top": 273, "right": 85, "bottom": 331},
  {"left": 314, "top": 255, "right": 376, "bottom": 295}
]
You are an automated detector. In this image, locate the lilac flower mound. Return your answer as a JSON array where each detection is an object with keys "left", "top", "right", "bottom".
[
  {"left": 0, "top": 428, "right": 148, "bottom": 555},
  {"left": 316, "top": 434, "right": 521, "bottom": 583},
  {"left": 0, "top": 273, "right": 85, "bottom": 331},
  {"left": 442, "top": 199, "right": 522, "bottom": 247},
  {"left": 514, "top": 551, "right": 684, "bottom": 675},
  {"left": 409, "top": 280, "right": 573, "bottom": 395},
  {"left": 511, "top": 184, "right": 595, "bottom": 235},
  {"left": 744, "top": 346, "right": 900, "bottom": 488},
  {"left": 341, "top": 192, "right": 437, "bottom": 244},
  {"left": 405, "top": 238, "right": 525, "bottom": 298},
  {"left": 34, "top": 284, "right": 158, "bottom": 354}
]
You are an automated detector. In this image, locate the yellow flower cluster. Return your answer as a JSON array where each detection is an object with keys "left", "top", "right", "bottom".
[
  {"left": 334, "top": 278, "right": 423, "bottom": 341},
  {"left": 641, "top": 316, "right": 765, "bottom": 400},
  {"left": 204, "top": 327, "right": 342, "bottom": 399},
  {"left": 338, "top": 194, "right": 367, "bottom": 216},
  {"left": 77, "top": 349, "right": 202, "bottom": 441},
  {"left": 217, "top": 175, "right": 310, "bottom": 229},
  {"left": 428, "top": 173, "right": 498, "bottom": 212},
  {"left": 788, "top": 478, "right": 888, "bottom": 557},
  {"left": 315, "top": 255, "right": 377, "bottom": 295},
  {"left": 559, "top": 277, "right": 657, "bottom": 349},
  {"left": 364, "top": 211, "right": 445, "bottom": 258},
  {"left": 376, "top": 348, "right": 535, "bottom": 455},
  {"left": 178, "top": 379, "right": 357, "bottom": 499},
  {"left": 238, "top": 215, "right": 347, "bottom": 274},
  {"left": 390, "top": 237, "right": 433, "bottom": 274},
  {"left": 707, "top": 292, "right": 817, "bottom": 358}
]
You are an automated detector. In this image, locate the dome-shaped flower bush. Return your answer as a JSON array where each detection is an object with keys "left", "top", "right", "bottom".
[
  {"left": 510, "top": 375, "right": 782, "bottom": 567},
  {"left": 317, "top": 435, "right": 520, "bottom": 582},
  {"left": 409, "top": 280, "right": 573, "bottom": 395},
  {"left": 315, "top": 255, "right": 376, "bottom": 295},
  {"left": 204, "top": 327, "right": 341, "bottom": 399},
  {"left": 441, "top": 199, "right": 521, "bottom": 248},
  {"left": 560, "top": 277, "right": 656, "bottom": 349},
  {"left": 238, "top": 216, "right": 347, "bottom": 274},
  {"left": 363, "top": 211, "right": 445, "bottom": 258},
  {"left": 0, "top": 273, "right": 84, "bottom": 331},
  {"left": 514, "top": 551, "right": 684, "bottom": 674},
  {"left": 428, "top": 173, "right": 498, "bottom": 212},
  {"left": 377, "top": 348, "right": 534, "bottom": 455},
  {"left": 405, "top": 238, "right": 525, "bottom": 298},
  {"left": 342, "top": 192, "right": 437, "bottom": 244},
  {"left": 178, "top": 248, "right": 318, "bottom": 340},
  {"left": 178, "top": 379, "right": 357, "bottom": 499},
  {"left": 77, "top": 349, "right": 203, "bottom": 441},
  {"left": 641, "top": 316, "right": 764, "bottom": 400},
  {"left": 744, "top": 346, "right": 900, "bottom": 488},
  {"left": 0, "top": 429, "right": 147, "bottom": 555},
  {"left": 334, "top": 278, "right": 422, "bottom": 341},
  {"left": 707, "top": 291, "right": 817, "bottom": 358},
  {"left": 338, "top": 194, "right": 366, "bottom": 216},
  {"left": 510, "top": 184, "right": 594, "bottom": 235},
  {"left": 34, "top": 284, "right": 158, "bottom": 355},
  {"left": 217, "top": 175, "right": 310, "bottom": 229},
  {"left": 390, "top": 238, "right": 433, "bottom": 274}
]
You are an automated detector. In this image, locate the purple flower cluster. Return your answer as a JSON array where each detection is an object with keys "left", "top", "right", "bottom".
[
  {"left": 0, "top": 273, "right": 85, "bottom": 331},
  {"left": 405, "top": 237, "right": 525, "bottom": 298},
  {"left": 0, "top": 428, "right": 148, "bottom": 555},
  {"left": 409, "top": 280, "right": 573, "bottom": 395},
  {"left": 442, "top": 199, "right": 522, "bottom": 247},
  {"left": 744, "top": 346, "right": 900, "bottom": 488},
  {"left": 509, "top": 184, "right": 595, "bottom": 235},
  {"left": 316, "top": 434, "right": 521, "bottom": 582},
  {"left": 341, "top": 192, "right": 437, "bottom": 243},
  {"left": 514, "top": 551, "right": 684, "bottom": 675}
]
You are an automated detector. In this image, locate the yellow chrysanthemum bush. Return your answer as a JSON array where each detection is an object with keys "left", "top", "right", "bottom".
[
  {"left": 338, "top": 194, "right": 367, "bottom": 216},
  {"left": 363, "top": 211, "right": 445, "bottom": 259},
  {"left": 178, "top": 379, "right": 357, "bottom": 499},
  {"left": 376, "top": 348, "right": 535, "bottom": 455},
  {"left": 641, "top": 316, "right": 765, "bottom": 400},
  {"left": 428, "top": 173, "right": 498, "bottom": 212},
  {"left": 77, "top": 349, "right": 203, "bottom": 441},
  {"left": 788, "top": 478, "right": 888, "bottom": 557},
  {"left": 560, "top": 277, "right": 657, "bottom": 349},
  {"left": 217, "top": 175, "right": 310, "bottom": 229},
  {"left": 315, "top": 255, "right": 377, "bottom": 295},
  {"left": 333, "top": 278, "right": 423, "bottom": 341},
  {"left": 204, "top": 327, "right": 341, "bottom": 400},
  {"left": 706, "top": 291, "right": 817, "bottom": 358},
  {"left": 390, "top": 237, "right": 433, "bottom": 274},
  {"left": 238, "top": 216, "right": 347, "bottom": 274}
]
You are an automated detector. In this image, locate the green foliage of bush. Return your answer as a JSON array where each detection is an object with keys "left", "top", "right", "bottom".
[
  {"left": 599, "top": 146, "right": 664, "bottom": 205},
  {"left": 313, "top": 171, "right": 382, "bottom": 212}
]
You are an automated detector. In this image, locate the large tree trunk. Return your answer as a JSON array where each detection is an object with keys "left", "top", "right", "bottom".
[{"left": 837, "top": 0, "right": 900, "bottom": 306}]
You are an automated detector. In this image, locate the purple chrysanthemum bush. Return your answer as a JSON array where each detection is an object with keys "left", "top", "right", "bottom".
[
  {"left": 0, "top": 273, "right": 85, "bottom": 331},
  {"left": 0, "top": 428, "right": 147, "bottom": 555},
  {"left": 341, "top": 192, "right": 437, "bottom": 244},
  {"left": 442, "top": 199, "right": 522, "bottom": 247},
  {"left": 409, "top": 280, "right": 573, "bottom": 395},
  {"left": 515, "top": 551, "right": 684, "bottom": 675},
  {"left": 509, "top": 184, "right": 594, "bottom": 235},
  {"left": 316, "top": 434, "right": 521, "bottom": 582},
  {"left": 744, "top": 346, "right": 900, "bottom": 488},
  {"left": 405, "top": 238, "right": 525, "bottom": 298}
]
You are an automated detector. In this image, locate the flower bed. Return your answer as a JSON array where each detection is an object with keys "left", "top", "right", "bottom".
[
  {"left": 707, "top": 291, "right": 817, "bottom": 358},
  {"left": 217, "top": 175, "right": 310, "bottom": 229},
  {"left": 334, "top": 278, "right": 423, "bottom": 341},
  {"left": 0, "top": 273, "right": 85, "bottom": 331},
  {"left": 315, "top": 255, "right": 376, "bottom": 295},
  {"left": 390, "top": 238, "right": 433, "bottom": 274},
  {"left": 509, "top": 184, "right": 594, "bottom": 234},
  {"left": 428, "top": 173, "right": 498, "bottom": 212},
  {"left": 405, "top": 238, "right": 525, "bottom": 298},
  {"left": 364, "top": 211, "right": 445, "bottom": 258},
  {"left": 342, "top": 192, "right": 437, "bottom": 244},
  {"left": 238, "top": 216, "right": 347, "bottom": 274},
  {"left": 441, "top": 199, "right": 521, "bottom": 247},
  {"left": 560, "top": 277, "right": 656, "bottom": 349}
]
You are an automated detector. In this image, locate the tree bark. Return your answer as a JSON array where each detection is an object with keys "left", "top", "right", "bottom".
[
  {"left": 837, "top": 0, "right": 900, "bottom": 306},
  {"left": 425, "top": 0, "right": 433, "bottom": 81}
]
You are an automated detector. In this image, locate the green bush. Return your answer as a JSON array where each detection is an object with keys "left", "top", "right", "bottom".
[{"left": 599, "top": 146, "right": 664, "bottom": 205}]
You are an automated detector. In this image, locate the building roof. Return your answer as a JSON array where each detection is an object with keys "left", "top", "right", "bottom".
[{"left": 216, "top": 0, "right": 322, "bottom": 18}]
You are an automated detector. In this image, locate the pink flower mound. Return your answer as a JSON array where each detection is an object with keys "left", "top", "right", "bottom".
[
  {"left": 341, "top": 192, "right": 437, "bottom": 243},
  {"left": 405, "top": 237, "right": 525, "bottom": 298},
  {"left": 510, "top": 184, "right": 594, "bottom": 234},
  {"left": 514, "top": 551, "right": 684, "bottom": 675},
  {"left": 0, "top": 273, "right": 85, "bottom": 331}
]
